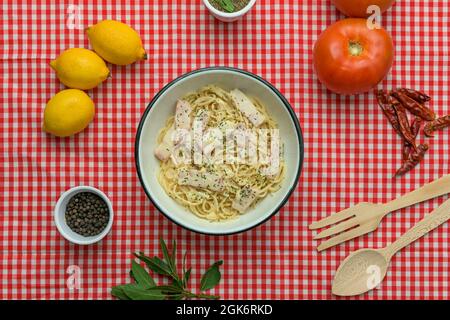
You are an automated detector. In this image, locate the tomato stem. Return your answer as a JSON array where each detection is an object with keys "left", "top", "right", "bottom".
[{"left": 348, "top": 41, "right": 363, "bottom": 56}]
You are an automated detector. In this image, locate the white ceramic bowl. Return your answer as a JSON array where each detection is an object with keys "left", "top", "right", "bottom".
[
  {"left": 135, "top": 67, "right": 303, "bottom": 235},
  {"left": 202, "top": 0, "right": 257, "bottom": 22},
  {"left": 54, "top": 186, "right": 114, "bottom": 245}
]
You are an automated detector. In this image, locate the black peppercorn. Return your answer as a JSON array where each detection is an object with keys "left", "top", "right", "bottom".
[{"left": 65, "top": 192, "right": 109, "bottom": 237}]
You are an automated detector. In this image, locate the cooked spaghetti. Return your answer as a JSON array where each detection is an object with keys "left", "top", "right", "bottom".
[{"left": 154, "top": 85, "right": 285, "bottom": 221}]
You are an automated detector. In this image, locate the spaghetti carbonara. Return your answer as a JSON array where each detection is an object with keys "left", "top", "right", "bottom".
[{"left": 154, "top": 85, "right": 284, "bottom": 221}]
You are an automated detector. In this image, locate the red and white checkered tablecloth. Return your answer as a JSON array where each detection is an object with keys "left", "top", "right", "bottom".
[{"left": 0, "top": 0, "right": 449, "bottom": 300}]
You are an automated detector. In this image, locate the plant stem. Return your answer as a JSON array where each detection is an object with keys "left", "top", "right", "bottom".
[{"left": 183, "top": 291, "right": 220, "bottom": 300}]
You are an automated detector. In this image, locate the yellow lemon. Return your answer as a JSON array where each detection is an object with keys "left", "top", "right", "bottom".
[
  {"left": 86, "top": 20, "right": 147, "bottom": 66},
  {"left": 50, "top": 48, "right": 110, "bottom": 90},
  {"left": 43, "top": 89, "right": 95, "bottom": 137}
]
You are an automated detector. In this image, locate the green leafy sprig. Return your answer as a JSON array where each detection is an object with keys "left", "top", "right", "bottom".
[
  {"left": 111, "top": 238, "right": 223, "bottom": 300},
  {"left": 219, "top": 0, "right": 235, "bottom": 13}
]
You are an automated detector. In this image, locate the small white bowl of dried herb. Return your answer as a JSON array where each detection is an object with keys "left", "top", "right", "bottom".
[
  {"left": 202, "top": 0, "right": 257, "bottom": 22},
  {"left": 54, "top": 186, "right": 114, "bottom": 245}
]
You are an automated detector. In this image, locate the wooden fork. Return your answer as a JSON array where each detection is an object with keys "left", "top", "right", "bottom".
[{"left": 309, "top": 174, "right": 450, "bottom": 252}]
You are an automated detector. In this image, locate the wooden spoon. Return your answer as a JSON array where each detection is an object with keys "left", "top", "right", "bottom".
[{"left": 332, "top": 197, "right": 450, "bottom": 296}]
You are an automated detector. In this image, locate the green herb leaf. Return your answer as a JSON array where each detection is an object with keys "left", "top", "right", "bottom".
[
  {"left": 147, "top": 285, "right": 182, "bottom": 294},
  {"left": 131, "top": 260, "right": 156, "bottom": 288},
  {"left": 219, "top": 0, "right": 235, "bottom": 13},
  {"left": 160, "top": 237, "right": 174, "bottom": 272},
  {"left": 111, "top": 239, "right": 224, "bottom": 300},
  {"left": 121, "top": 284, "right": 165, "bottom": 300},
  {"left": 159, "top": 238, "right": 185, "bottom": 289},
  {"left": 200, "top": 260, "right": 223, "bottom": 291},
  {"left": 167, "top": 294, "right": 185, "bottom": 300},
  {"left": 151, "top": 256, "right": 173, "bottom": 275},
  {"left": 110, "top": 285, "right": 130, "bottom": 300},
  {"left": 182, "top": 251, "right": 188, "bottom": 288},
  {"left": 134, "top": 253, "right": 171, "bottom": 276},
  {"left": 171, "top": 239, "right": 177, "bottom": 274},
  {"left": 184, "top": 268, "right": 192, "bottom": 286}
]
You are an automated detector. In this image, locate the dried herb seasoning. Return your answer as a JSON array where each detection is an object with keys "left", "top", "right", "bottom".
[{"left": 209, "top": 0, "right": 250, "bottom": 13}]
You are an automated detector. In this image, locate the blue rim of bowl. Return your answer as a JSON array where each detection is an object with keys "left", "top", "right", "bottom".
[{"left": 135, "top": 66, "right": 304, "bottom": 235}]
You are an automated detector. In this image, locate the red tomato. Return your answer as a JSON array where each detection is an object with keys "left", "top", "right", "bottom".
[
  {"left": 313, "top": 18, "right": 394, "bottom": 95},
  {"left": 331, "top": 0, "right": 396, "bottom": 18}
]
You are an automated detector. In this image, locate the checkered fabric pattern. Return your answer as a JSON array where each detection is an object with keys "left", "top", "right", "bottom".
[{"left": 0, "top": 0, "right": 449, "bottom": 300}]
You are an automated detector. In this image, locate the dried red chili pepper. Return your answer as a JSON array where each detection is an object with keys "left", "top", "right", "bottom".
[
  {"left": 424, "top": 115, "right": 450, "bottom": 137},
  {"left": 391, "top": 90, "right": 435, "bottom": 121},
  {"left": 402, "top": 145, "right": 410, "bottom": 161},
  {"left": 411, "top": 117, "right": 423, "bottom": 136},
  {"left": 396, "top": 144, "right": 429, "bottom": 177},
  {"left": 402, "top": 117, "right": 422, "bottom": 161},
  {"left": 389, "top": 94, "right": 418, "bottom": 151},
  {"left": 376, "top": 90, "right": 402, "bottom": 136},
  {"left": 397, "top": 88, "right": 431, "bottom": 104}
]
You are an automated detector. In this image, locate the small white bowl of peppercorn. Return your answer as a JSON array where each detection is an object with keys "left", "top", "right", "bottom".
[
  {"left": 54, "top": 186, "right": 114, "bottom": 245},
  {"left": 202, "top": 0, "right": 257, "bottom": 22}
]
